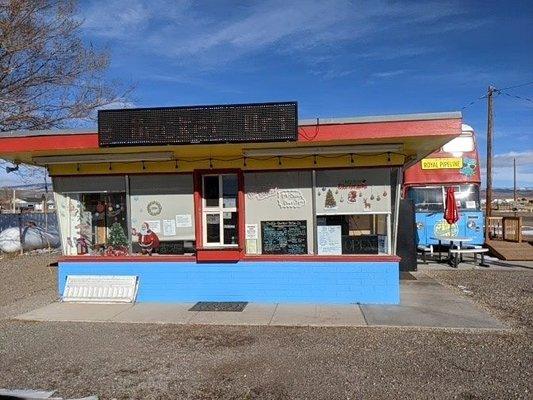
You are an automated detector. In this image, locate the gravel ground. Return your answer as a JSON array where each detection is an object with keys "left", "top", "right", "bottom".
[
  {"left": 0, "top": 252, "right": 59, "bottom": 319},
  {"left": 0, "top": 321, "right": 531, "bottom": 400},
  {"left": 424, "top": 268, "right": 533, "bottom": 333},
  {"left": 0, "top": 255, "right": 531, "bottom": 399}
]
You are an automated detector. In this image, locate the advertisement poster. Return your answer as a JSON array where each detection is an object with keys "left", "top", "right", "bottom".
[
  {"left": 246, "top": 224, "right": 259, "bottom": 239},
  {"left": 162, "top": 219, "right": 176, "bottom": 236},
  {"left": 144, "top": 220, "right": 161, "bottom": 234},
  {"left": 246, "top": 239, "right": 258, "bottom": 254},
  {"left": 175, "top": 214, "right": 192, "bottom": 228}
]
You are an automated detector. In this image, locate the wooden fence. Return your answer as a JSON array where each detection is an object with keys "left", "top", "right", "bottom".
[{"left": 487, "top": 216, "right": 522, "bottom": 242}]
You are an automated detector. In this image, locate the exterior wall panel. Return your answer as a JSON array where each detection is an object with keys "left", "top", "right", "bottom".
[{"left": 58, "top": 261, "right": 399, "bottom": 304}]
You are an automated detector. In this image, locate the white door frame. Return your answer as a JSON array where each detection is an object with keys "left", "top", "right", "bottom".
[{"left": 202, "top": 174, "right": 238, "bottom": 247}]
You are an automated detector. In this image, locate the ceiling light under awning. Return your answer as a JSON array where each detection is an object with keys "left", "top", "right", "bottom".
[
  {"left": 243, "top": 144, "right": 403, "bottom": 157},
  {"left": 32, "top": 151, "right": 175, "bottom": 165}
]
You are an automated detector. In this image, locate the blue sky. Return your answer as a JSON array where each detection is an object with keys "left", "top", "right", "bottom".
[{"left": 3, "top": 0, "right": 533, "bottom": 188}]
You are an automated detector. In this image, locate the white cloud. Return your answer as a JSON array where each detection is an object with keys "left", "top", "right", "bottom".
[
  {"left": 480, "top": 150, "right": 533, "bottom": 187},
  {"left": 79, "top": 0, "right": 479, "bottom": 73},
  {"left": 370, "top": 69, "right": 409, "bottom": 79},
  {"left": 97, "top": 99, "right": 136, "bottom": 110},
  {"left": 480, "top": 150, "right": 533, "bottom": 168}
]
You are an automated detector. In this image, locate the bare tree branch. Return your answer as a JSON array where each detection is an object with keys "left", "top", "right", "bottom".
[
  {"left": 0, "top": 0, "right": 133, "bottom": 185},
  {"left": 0, "top": 0, "right": 132, "bottom": 132}
]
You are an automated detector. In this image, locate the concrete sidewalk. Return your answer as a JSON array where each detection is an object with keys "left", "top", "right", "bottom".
[{"left": 16, "top": 272, "right": 507, "bottom": 330}]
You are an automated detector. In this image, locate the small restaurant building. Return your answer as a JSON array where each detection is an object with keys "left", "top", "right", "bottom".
[{"left": 0, "top": 103, "right": 462, "bottom": 304}]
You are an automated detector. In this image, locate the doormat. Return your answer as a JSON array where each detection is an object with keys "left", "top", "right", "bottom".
[
  {"left": 189, "top": 302, "right": 248, "bottom": 312},
  {"left": 400, "top": 272, "right": 417, "bottom": 280}
]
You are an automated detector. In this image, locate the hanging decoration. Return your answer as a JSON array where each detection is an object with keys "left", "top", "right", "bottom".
[{"left": 324, "top": 189, "right": 337, "bottom": 209}]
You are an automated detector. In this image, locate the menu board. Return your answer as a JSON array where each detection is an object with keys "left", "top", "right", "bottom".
[
  {"left": 342, "top": 235, "right": 378, "bottom": 254},
  {"left": 317, "top": 225, "right": 342, "bottom": 255},
  {"left": 261, "top": 220, "right": 307, "bottom": 255}
]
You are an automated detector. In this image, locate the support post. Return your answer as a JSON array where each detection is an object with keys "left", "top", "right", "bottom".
[
  {"left": 513, "top": 157, "right": 517, "bottom": 203},
  {"left": 485, "top": 85, "right": 495, "bottom": 241}
]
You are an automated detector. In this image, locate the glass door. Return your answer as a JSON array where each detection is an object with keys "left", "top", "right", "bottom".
[{"left": 202, "top": 174, "right": 238, "bottom": 247}]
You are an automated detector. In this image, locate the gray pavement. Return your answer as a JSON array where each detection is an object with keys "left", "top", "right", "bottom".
[
  {"left": 360, "top": 272, "right": 506, "bottom": 329},
  {"left": 16, "top": 272, "right": 508, "bottom": 330}
]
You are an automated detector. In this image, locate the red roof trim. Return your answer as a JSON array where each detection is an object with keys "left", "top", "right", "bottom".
[
  {"left": 0, "top": 133, "right": 98, "bottom": 154},
  {"left": 0, "top": 117, "right": 460, "bottom": 154},
  {"left": 298, "top": 119, "right": 461, "bottom": 142}
]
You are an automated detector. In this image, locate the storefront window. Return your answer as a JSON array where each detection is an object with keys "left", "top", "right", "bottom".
[
  {"left": 223, "top": 211, "right": 238, "bottom": 245},
  {"left": 130, "top": 174, "right": 195, "bottom": 255},
  {"left": 80, "top": 193, "right": 128, "bottom": 255},
  {"left": 204, "top": 176, "right": 220, "bottom": 207},
  {"left": 245, "top": 171, "right": 313, "bottom": 255},
  {"left": 222, "top": 175, "right": 238, "bottom": 208},
  {"left": 53, "top": 176, "right": 129, "bottom": 256},
  {"left": 206, "top": 213, "right": 221, "bottom": 243},
  {"left": 55, "top": 191, "right": 128, "bottom": 256},
  {"left": 317, "top": 214, "right": 388, "bottom": 254},
  {"left": 315, "top": 169, "right": 392, "bottom": 255}
]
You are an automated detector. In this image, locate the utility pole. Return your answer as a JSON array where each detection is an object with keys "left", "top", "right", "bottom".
[
  {"left": 513, "top": 157, "right": 517, "bottom": 203},
  {"left": 485, "top": 85, "right": 495, "bottom": 240}
]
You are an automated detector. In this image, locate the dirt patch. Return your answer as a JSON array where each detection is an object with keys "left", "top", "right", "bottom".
[
  {"left": 425, "top": 269, "right": 533, "bottom": 332},
  {"left": 157, "top": 325, "right": 258, "bottom": 349},
  {"left": 0, "top": 252, "right": 59, "bottom": 318}
]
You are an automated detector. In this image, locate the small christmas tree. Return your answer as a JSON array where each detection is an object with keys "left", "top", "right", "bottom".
[
  {"left": 324, "top": 189, "right": 337, "bottom": 208},
  {"left": 108, "top": 222, "right": 128, "bottom": 247}
]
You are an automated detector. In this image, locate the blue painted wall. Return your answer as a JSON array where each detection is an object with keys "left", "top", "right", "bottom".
[{"left": 58, "top": 261, "right": 399, "bottom": 304}]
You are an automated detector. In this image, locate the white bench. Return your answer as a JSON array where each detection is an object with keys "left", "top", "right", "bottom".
[
  {"left": 449, "top": 248, "right": 489, "bottom": 268},
  {"left": 417, "top": 245, "right": 433, "bottom": 263}
]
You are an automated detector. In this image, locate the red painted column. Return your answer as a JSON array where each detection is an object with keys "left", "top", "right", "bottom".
[
  {"left": 193, "top": 171, "right": 203, "bottom": 249},
  {"left": 237, "top": 170, "right": 245, "bottom": 256}
]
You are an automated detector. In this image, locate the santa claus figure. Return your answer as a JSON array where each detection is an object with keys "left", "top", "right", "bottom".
[{"left": 132, "top": 222, "right": 160, "bottom": 255}]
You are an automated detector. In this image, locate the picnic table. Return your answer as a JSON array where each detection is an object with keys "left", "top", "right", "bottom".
[{"left": 430, "top": 236, "right": 472, "bottom": 263}]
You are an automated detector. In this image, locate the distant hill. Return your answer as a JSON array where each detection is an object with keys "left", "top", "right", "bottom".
[
  {"left": 480, "top": 188, "right": 533, "bottom": 200},
  {"left": 1, "top": 182, "right": 51, "bottom": 190}
]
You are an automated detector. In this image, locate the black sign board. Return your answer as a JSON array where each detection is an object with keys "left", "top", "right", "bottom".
[
  {"left": 342, "top": 235, "right": 379, "bottom": 255},
  {"left": 98, "top": 102, "right": 298, "bottom": 147},
  {"left": 261, "top": 220, "right": 307, "bottom": 255}
]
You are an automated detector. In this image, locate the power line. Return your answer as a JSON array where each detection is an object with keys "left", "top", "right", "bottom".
[
  {"left": 461, "top": 79, "right": 533, "bottom": 110},
  {"left": 499, "top": 80, "right": 533, "bottom": 91},
  {"left": 461, "top": 94, "right": 488, "bottom": 110},
  {"left": 499, "top": 90, "right": 533, "bottom": 104}
]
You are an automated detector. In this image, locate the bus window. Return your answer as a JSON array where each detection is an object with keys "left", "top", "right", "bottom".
[
  {"left": 407, "top": 187, "right": 444, "bottom": 213},
  {"left": 442, "top": 135, "right": 474, "bottom": 154},
  {"left": 450, "top": 184, "right": 481, "bottom": 211}
]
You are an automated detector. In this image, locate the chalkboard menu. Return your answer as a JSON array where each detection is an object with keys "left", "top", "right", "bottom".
[
  {"left": 261, "top": 220, "right": 307, "bottom": 255},
  {"left": 342, "top": 235, "right": 378, "bottom": 254}
]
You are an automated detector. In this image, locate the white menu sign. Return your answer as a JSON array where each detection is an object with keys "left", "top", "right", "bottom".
[
  {"left": 245, "top": 224, "right": 259, "bottom": 239},
  {"left": 317, "top": 225, "right": 342, "bottom": 255}
]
